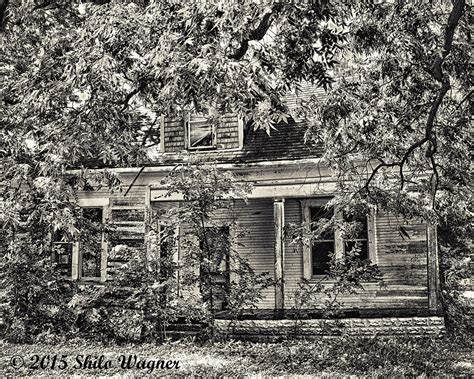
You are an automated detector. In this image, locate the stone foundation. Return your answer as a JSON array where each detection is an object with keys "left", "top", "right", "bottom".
[{"left": 215, "top": 317, "right": 445, "bottom": 341}]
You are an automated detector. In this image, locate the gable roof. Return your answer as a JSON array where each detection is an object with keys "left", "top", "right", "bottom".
[
  {"left": 75, "top": 81, "right": 327, "bottom": 169},
  {"left": 146, "top": 82, "right": 327, "bottom": 167}
]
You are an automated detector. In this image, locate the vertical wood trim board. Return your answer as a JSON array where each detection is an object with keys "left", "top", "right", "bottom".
[
  {"left": 100, "top": 200, "right": 110, "bottom": 282},
  {"left": 159, "top": 115, "right": 165, "bottom": 153},
  {"left": 274, "top": 198, "right": 285, "bottom": 311},
  {"left": 427, "top": 224, "right": 440, "bottom": 313}
]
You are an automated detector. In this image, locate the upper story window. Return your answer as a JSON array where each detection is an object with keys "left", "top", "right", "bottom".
[
  {"left": 161, "top": 113, "right": 244, "bottom": 153},
  {"left": 187, "top": 114, "right": 216, "bottom": 150}
]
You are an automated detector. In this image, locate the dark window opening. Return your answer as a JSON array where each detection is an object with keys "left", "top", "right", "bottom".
[
  {"left": 310, "top": 206, "right": 334, "bottom": 276},
  {"left": 81, "top": 207, "right": 103, "bottom": 278},
  {"left": 199, "top": 226, "right": 230, "bottom": 309},
  {"left": 53, "top": 230, "right": 73, "bottom": 276},
  {"left": 159, "top": 226, "right": 175, "bottom": 280},
  {"left": 52, "top": 230, "right": 73, "bottom": 277}
]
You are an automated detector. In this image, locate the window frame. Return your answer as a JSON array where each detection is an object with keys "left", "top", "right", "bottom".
[
  {"left": 342, "top": 211, "right": 370, "bottom": 261},
  {"left": 308, "top": 205, "right": 336, "bottom": 276},
  {"left": 186, "top": 113, "right": 217, "bottom": 150},
  {"left": 302, "top": 198, "right": 376, "bottom": 280}
]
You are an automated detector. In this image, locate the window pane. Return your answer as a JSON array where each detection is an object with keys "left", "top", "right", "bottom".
[
  {"left": 81, "top": 207, "right": 103, "bottom": 278},
  {"left": 343, "top": 212, "right": 369, "bottom": 260},
  {"left": 344, "top": 213, "right": 368, "bottom": 240},
  {"left": 344, "top": 240, "right": 369, "bottom": 260},
  {"left": 53, "top": 242, "right": 72, "bottom": 276},
  {"left": 310, "top": 206, "right": 334, "bottom": 239},
  {"left": 310, "top": 205, "right": 335, "bottom": 276},
  {"left": 189, "top": 118, "right": 214, "bottom": 148},
  {"left": 312, "top": 241, "right": 333, "bottom": 275}
]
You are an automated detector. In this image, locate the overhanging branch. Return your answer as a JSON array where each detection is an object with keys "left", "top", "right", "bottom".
[
  {"left": 228, "top": 8, "right": 277, "bottom": 60},
  {"left": 362, "top": 0, "right": 465, "bottom": 200}
]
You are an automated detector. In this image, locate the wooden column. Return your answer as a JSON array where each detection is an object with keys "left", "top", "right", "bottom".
[
  {"left": 274, "top": 198, "right": 285, "bottom": 314},
  {"left": 427, "top": 224, "right": 440, "bottom": 314},
  {"left": 100, "top": 200, "right": 110, "bottom": 282},
  {"left": 71, "top": 242, "right": 80, "bottom": 280},
  {"left": 144, "top": 185, "right": 152, "bottom": 264}
]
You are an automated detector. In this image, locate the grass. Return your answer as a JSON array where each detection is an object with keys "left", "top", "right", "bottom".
[{"left": 1, "top": 336, "right": 472, "bottom": 377}]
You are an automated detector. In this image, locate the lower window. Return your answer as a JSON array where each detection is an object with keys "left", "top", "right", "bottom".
[
  {"left": 343, "top": 212, "right": 369, "bottom": 261},
  {"left": 80, "top": 207, "right": 104, "bottom": 280},
  {"left": 52, "top": 238, "right": 73, "bottom": 277},
  {"left": 310, "top": 206, "right": 335, "bottom": 276},
  {"left": 52, "top": 206, "right": 106, "bottom": 281},
  {"left": 303, "top": 199, "right": 375, "bottom": 279}
]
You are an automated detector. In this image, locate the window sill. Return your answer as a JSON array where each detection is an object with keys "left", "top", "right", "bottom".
[
  {"left": 77, "top": 278, "right": 104, "bottom": 284},
  {"left": 77, "top": 281, "right": 106, "bottom": 289},
  {"left": 305, "top": 275, "right": 335, "bottom": 283},
  {"left": 188, "top": 146, "right": 217, "bottom": 151},
  {"left": 306, "top": 276, "right": 380, "bottom": 285}
]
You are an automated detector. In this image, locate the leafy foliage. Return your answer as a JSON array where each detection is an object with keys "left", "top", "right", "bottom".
[
  {"left": 1, "top": 337, "right": 472, "bottom": 376},
  {"left": 0, "top": 0, "right": 471, "bottom": 341},
  {"left": 61, "top": 164, "right": 271, "bottom": 342},
  {"left": 159, "top": 164, "right": 272, "bottom": 333},
  {"left": 0, "top": 238, "right": 79, "bottom": 343},
  {"left": 301, "top": 0, "right": 471, "bottom": 334}
]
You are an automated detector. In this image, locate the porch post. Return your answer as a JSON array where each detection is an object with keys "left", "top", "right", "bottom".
[
  {"left": 274, "top": 198, "right": 285, "bottom": 315},
  {"left": 427, "top": 224, "right": 440, "bottom": 314},
  {"left": 144, "top": 185, "right": 152, "bottom": 264}
]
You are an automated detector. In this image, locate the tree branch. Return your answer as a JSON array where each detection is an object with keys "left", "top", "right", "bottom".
[
  {"left": 121, "top": 79, "right": 147, "bottom": 111},
  {"left": 228, "top": 9, "right": 276, "bottom": 60},
  {"left": 430, "top": 0, "right": 465, "bottom": 82},
  {"left": 362, "top": 0, "right": 465, "bottom": 198}
]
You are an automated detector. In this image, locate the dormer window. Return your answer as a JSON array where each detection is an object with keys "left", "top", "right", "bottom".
[{"left": 187, "top": 114, "right": 216, "bottom": 150}]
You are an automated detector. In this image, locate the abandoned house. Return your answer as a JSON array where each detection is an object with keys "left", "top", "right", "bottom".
[{"left": 48, "top": 84, "right": 445, "bottom": 338}]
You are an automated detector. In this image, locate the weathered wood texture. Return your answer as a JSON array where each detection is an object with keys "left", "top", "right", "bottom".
[
  {"left": 151, "top": 199, "right": 277, "bottom": 309},
  {"left": 162, "top": 118, "right": 185, "bottom": 152},
  {"left": 162, "top": 114, "right": 240, "bottom": 152},
  {"left": 282, "top": 201, "right": 429, "bottom": 310},
  {"left": 281, "top": 81, "right": 326, "bottom": 122},
  {"left": 229, "top": 199, "right": 277, "bottom": 309},
  {"left": 215, "top": 114, "right": 241, "bottom": 150},
  {"left": 273, "top": 199, "right": 285, "bottom": 311},
  {"left": 76, "top": 188, "right": 431, "bottom": 311}
]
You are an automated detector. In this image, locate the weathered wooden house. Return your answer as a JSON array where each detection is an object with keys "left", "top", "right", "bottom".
[{"left": 54, "top": 87, "right": 445, "bottom": 337}]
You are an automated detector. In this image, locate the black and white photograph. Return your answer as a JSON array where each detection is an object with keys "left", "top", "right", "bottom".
[{"left": 0, "top": 0, "right": 472, "bottom": 376}]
